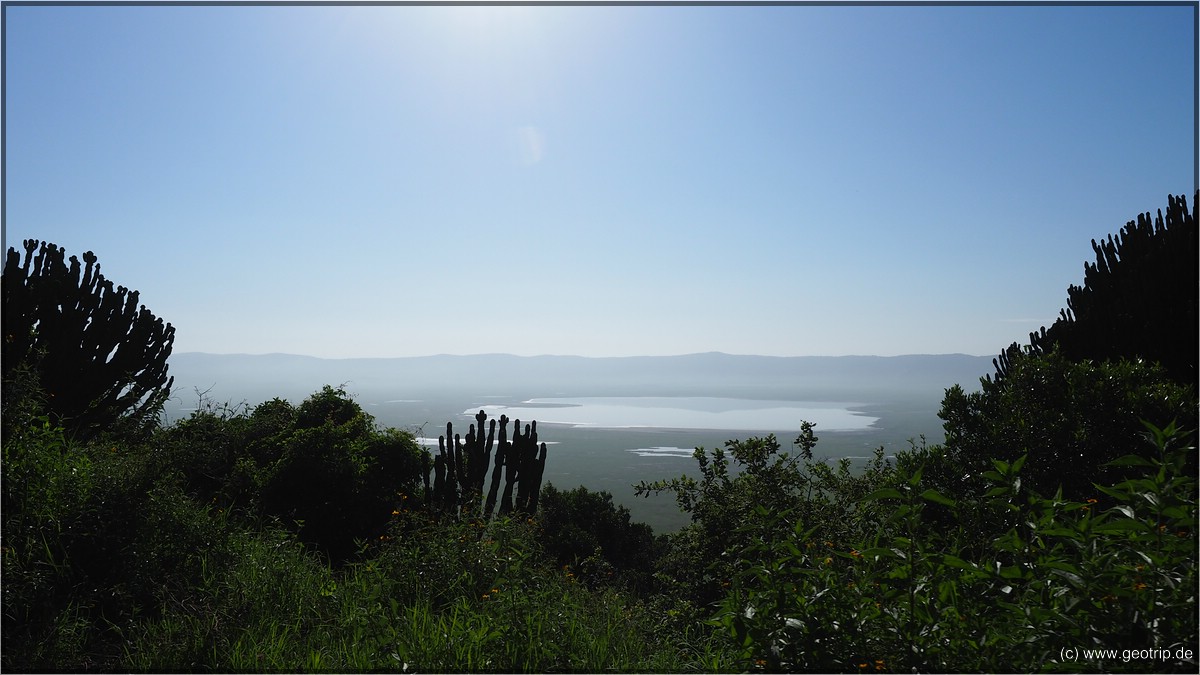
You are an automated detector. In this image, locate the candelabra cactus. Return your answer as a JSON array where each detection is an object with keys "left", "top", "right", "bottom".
[
  {"left": 484, "top": 415, "right": 510, "bottom": 519},
  {"left": 991, "top": 191, "right": 1197, "bottom": 385},
  {"left": 511, "top": 421, "right": 548, "bottom": 515},
  {"left": 430, "top": 410, "right": 548, "bottom": 519},
  {"left": 2, "top": 240, "right": 175, "bottom": 439}
]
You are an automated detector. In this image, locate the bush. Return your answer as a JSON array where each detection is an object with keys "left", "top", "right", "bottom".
[
  {"left": 715, "top": 421, "right": 1198, "bottom": 673},
  {"left": 939, "top": 350, "right": 1196, "bottom": 502},
  {"left": 537, "top": 484, "right": 665, "bottom": 594},
  {"left": 636, "top": 425, "right": 898, "bottom": 608},
  {"left": 149, "top": 385, "right": 429, "bottom": 564}
]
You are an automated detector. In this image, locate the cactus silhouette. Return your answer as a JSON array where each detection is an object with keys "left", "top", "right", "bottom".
[
  {"left": 991, "top": 191, "right": 1197, "bottom": 385},
  {"left": 432, "top": 410, "right": 549, "bottom": 519},
  {"left": 2, "top": 240, "right": 175, "bottom": 439},
  {"left": 484, "top": 414, "right": 510, "bottom": 519}
]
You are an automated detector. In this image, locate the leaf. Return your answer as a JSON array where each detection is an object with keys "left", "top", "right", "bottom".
[
  {"left": 1042, "top": 561, "right": 1084, "bottom": 588},
  {"left": 919, "top": 488, "right": 956, "bottom": 508},
  {"left": 940, "top": 554, "right": 979, "bottom": 572},
  {"left": 1160, "top": 505, "right": 1191, "bottom": 520},
  {"left": 863, "top": 488, "right": 904, "bottom": 502},
  {"left": 1011, "top": 454, "right": 1028, "bottom": 474},
  {"left": 1093, "top": 519, "right": 1151, "bottom": 534},
  {"left": 1049, "top": 568, "right": 1086, "bottom": 588},
  {"left": 1096, "top": 484, "right": 1129, "bottom": 501},
  {"left": 1104, "top": 454, "right": 1155, "bottom": 468},
  {"left": 997, "top": 565, "right": 1027, "bottom": 580},
  {"left": 1038, "top": 527, "right": 1083, "bottom": 539},
  {"left": 859, "top": 547, "right": 900, "bottom": 560},
  {"left": 1105, "top": 504, "right": 1136, "bottom": 520}
]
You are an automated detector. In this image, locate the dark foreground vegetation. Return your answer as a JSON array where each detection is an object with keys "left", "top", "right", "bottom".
[{"left": 3, "top": 193, "right": 1197, "bottom": 672}]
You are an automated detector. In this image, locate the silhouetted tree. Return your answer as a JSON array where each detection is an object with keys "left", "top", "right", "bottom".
[
  {"left": 992, "top": 191, "right": 1197, "bottom": 385},
  {"left": 2, "top": 240, "right": 175, "bottom": 439},
  {"left": 941, "top": 192, "right": 1199, "bottom": 502}
]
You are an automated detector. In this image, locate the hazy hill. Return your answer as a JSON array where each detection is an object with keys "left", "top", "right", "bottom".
[{"left": 165, "top": 352, "right": 994, "bottom": 410}]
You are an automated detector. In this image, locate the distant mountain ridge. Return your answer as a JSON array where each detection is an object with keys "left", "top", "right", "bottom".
[{"left": 167, "top": 351, "right": 995, "bottom": 406}]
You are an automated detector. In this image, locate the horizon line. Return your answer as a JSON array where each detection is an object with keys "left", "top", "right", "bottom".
[{"left": 171, "top": 350, "right": 995, "bottom": 360}]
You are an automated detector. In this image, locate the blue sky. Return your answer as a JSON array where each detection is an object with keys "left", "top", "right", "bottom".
[{"left": 3, "top": 3, "right": 1196, "bottom": 358}]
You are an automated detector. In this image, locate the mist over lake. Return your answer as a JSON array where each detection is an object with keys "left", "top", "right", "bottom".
[{"left": 164, "top": 352, "right": 993, "bottom": 532}]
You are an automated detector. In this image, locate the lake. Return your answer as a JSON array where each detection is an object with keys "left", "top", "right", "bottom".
[{"left": 467, "top": 396, "right": 879, "bottom": 432}]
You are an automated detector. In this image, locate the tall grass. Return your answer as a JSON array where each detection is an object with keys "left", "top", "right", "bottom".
[{"left": 118, "top": 513, "right": 731, "bottom": 672}]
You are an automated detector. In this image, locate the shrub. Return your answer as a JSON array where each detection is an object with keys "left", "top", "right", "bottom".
[
  {"left": 715, "top": 421, "right": 1197, "bottom": 673},
  {"left": 537, "top": 483, "right": 665, "bottom": 594},
  {"left": 939, "top": 350, "right": 1196, "bottom": 502},
  {"left": 636, "top": 424, "right": 898, "bottom": 608}
]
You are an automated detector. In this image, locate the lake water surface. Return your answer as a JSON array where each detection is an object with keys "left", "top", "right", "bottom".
[{"left": 464, "top": 396, "right": 878, "bottom": 432}]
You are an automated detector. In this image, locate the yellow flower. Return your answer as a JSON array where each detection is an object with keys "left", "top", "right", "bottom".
[
  {"left": 824, "top": 556, "right": 833, "bottom": 565},
  {"left": 391, "top": 509, "right": 400, "bottom": 516},
  {"left": 1133, "top": 582, "right": 1148, "bottom": 591},
  {"left": 850, "top": 549, "right": 862, "bottom": 558}
]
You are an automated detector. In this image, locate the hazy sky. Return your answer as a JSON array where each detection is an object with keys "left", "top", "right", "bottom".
[{"left": 3, "top": 3, "right": 1196, "bottom": 358}]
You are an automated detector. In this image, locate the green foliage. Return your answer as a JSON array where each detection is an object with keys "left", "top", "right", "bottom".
[
  {"left": 715, "top": 421, "right": 1197, "bottom": 673},
  {"left": 1, "top": 414, "right": 95, "bottom": 668},
  {"left": 2, "top": 389, "right": 731, "bottom": 672},
  {"left": 939, "top": 350, "right": 1196, "bottom": 502},
  {"left": 165, "top": 385, "right": 430, "bottom": 563},
  {"left": 116, "top": 514, "right": 728, "bottom": 672},
  {"left": 537, "top": 483, "right": 665, "bottom": 594},
  {"left": 635, "top": 424, "right": 897, "bottom": 607},
  {"left": 2, "top": 240, "right": 175, "bottom": 440}
]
